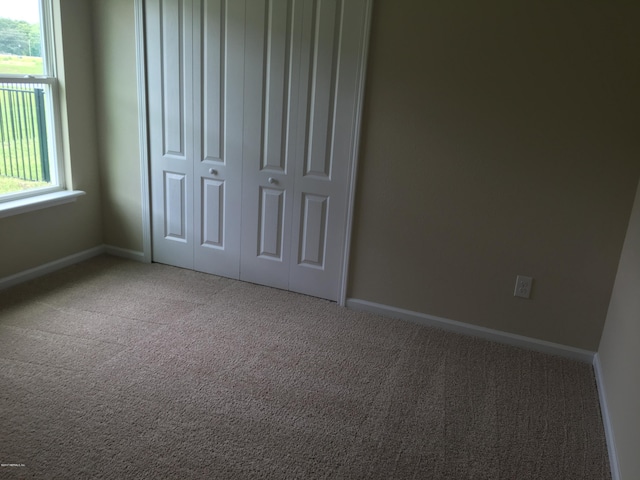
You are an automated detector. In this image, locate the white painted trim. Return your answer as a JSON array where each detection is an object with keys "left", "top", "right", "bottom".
[
  {"left": 104, "top": 245, "right": 147, "bottom": 263},
  {"left": 0, "top": 245, "right": 105, "bottom": 291},
  {"left": 0, "top": 190, "right": 85, "bottom": 218},
  {"left": 346, "top": 298, "right": 596, "bottom": 363},
  {"left": 593, "top": 353, "right": 620, "bottom": 480},
  {"left": 338, "top": 0, "right": 374, "bottom": 307},
  {"left": 135, "top": 0, "right": 152, "bottom": 263}
]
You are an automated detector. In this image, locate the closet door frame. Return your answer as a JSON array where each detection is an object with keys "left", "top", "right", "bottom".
[{"left": 134, "top": 0, "right": 373, "bottom": 305}]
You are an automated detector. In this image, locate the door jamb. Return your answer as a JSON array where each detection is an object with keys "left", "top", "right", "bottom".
[{"left": 337, "top": 0, "right": 373, "bottom": 306}]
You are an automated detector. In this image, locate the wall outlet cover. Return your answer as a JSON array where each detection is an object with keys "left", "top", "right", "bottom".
[{"left": 514, "top": 275, "right": 533, "bottom": 299}]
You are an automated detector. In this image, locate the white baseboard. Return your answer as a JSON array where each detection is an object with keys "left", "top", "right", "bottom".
[
  {"left": 0, "top": 245, "right": 106, "bottom": 291},
  {"left": 593, "top": 353, "right": 620, "bottom": 480},
  {"left": 345, "top": 298, "right": 596, "bottom": 364},
  {"left": 104, "top": 245, "right": 149, "bottom": 263}
]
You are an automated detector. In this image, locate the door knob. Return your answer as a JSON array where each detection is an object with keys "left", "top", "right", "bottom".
[
  {"left": 209, "top": 168, "right": 218, "bottom": 175},
  {"left": 268, "top": 177, "right": 277, "bottom": 185}
]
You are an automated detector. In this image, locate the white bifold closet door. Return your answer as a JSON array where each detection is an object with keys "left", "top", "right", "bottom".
[
  {"left": 147, "top": 0, "right": 245, "bottom": 279},
  {"left": 146, "top": 0, "right": 370, "bottom": 301}
]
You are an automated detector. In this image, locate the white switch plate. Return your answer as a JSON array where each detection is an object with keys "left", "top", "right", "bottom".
[{"left": 514, "top": 275, "right": 533, "bottom": 299}]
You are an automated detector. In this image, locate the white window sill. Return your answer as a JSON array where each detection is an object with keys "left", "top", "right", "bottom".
[{"left": 0, "top": 190, "right": 86, "bottom": 219}]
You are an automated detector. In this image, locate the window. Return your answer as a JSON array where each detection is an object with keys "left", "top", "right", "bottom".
[{"left": 0, "top": 0, "right": 64, "bottom": 204}]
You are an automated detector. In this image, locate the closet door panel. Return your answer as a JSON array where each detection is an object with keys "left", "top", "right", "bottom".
[
  {"left": 201, "top": 178, "right": 224, "bottom": 247},
  {"left": 258, "top": 186, "right": 286, "bottom": 259},
  {"left": 240, "top": 0, "right": 302, "bottom": 289},
  {"left": 289, "top": 0, "right": 370, "bottom": 301},
  {"left": 193, "top": 0, "right": 245, "bottom": 278},
  {"left": 148, "top": 0, "right": 196, "bottom": 269}
]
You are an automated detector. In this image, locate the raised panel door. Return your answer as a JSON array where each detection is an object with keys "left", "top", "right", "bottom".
[
  {"left": 288, "top": 0, "right": 369, "bottom": 300},
  {"left": 239, "top": 0, "right": 302, "bottom": 290},
  {"left": 193, "top": 0, "right": 245, "bottom": 278},
  {"left": 148, "top": 0, "right": 196, "bottom": 269},
  {"left": 147, "top": 0, "right": 370, "bottom": 302}
]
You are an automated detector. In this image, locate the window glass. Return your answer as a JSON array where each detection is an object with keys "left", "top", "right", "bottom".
[
  {"left": 0, "top": 0, "right": 60, "bottom": 200},
  {"left": 0, "top": 0, "right": 43, "bottom": 75}
]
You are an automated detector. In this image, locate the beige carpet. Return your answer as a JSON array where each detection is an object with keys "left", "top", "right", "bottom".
[{"left": 0, "top": 255, "right": 610, "bottom": 479}]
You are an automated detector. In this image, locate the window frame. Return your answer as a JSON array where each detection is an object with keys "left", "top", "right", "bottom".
[{"left": 0, "top": 0, "right": 66, "bottom": 205}]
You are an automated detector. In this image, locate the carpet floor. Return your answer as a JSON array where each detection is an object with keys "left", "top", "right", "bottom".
[{"left": 0, "top": 255, "right": 610, "bottom": 479}]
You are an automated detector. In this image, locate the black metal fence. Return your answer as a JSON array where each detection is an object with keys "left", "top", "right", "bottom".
[{"left": 0, "top": 83, "right": 50, "bottom": 183}]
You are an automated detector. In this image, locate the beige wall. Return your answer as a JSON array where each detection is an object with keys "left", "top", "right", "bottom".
[
  {"left": 46, "top": 0, "right": 640, "bottom": 353},
  {"left": 598, "top": 178, "right": 640, "bottom": 480},
  {"left": 92, "top": 0, "right": 144, "bottom": 252},
  {"left": 348, "top": 0, "right": 640, "bottom": 350},
  {"left": 0, "top": 0, "right": 103, "bottom": 278}
]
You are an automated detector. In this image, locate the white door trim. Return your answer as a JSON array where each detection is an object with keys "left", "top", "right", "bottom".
[
  {"left": 135, "top": 0, "right": 374, "bottom": 302},
  {"left": 338, "top": 0, "right": 374, "bottom": 306}
]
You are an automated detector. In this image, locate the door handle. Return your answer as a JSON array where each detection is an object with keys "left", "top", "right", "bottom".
[
  {"left": 209, "top": 168, "right": 218, "bottom": 175},
  {"left": 268, "top": 177, "right": 278, "bottom": 185}
]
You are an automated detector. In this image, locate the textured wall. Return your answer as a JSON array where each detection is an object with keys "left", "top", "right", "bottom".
[
  {"left": 598, "top": 177, "right": 640, "bottom": 480},
  {"left": 0, "top": 0, "right": 103, "bottom": 278},
  {"left": 348, "top": 0, "right": 640, "bottom": 350},
  {"left": 92, "top": 0, "right": 144, "bottom": 253}
]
